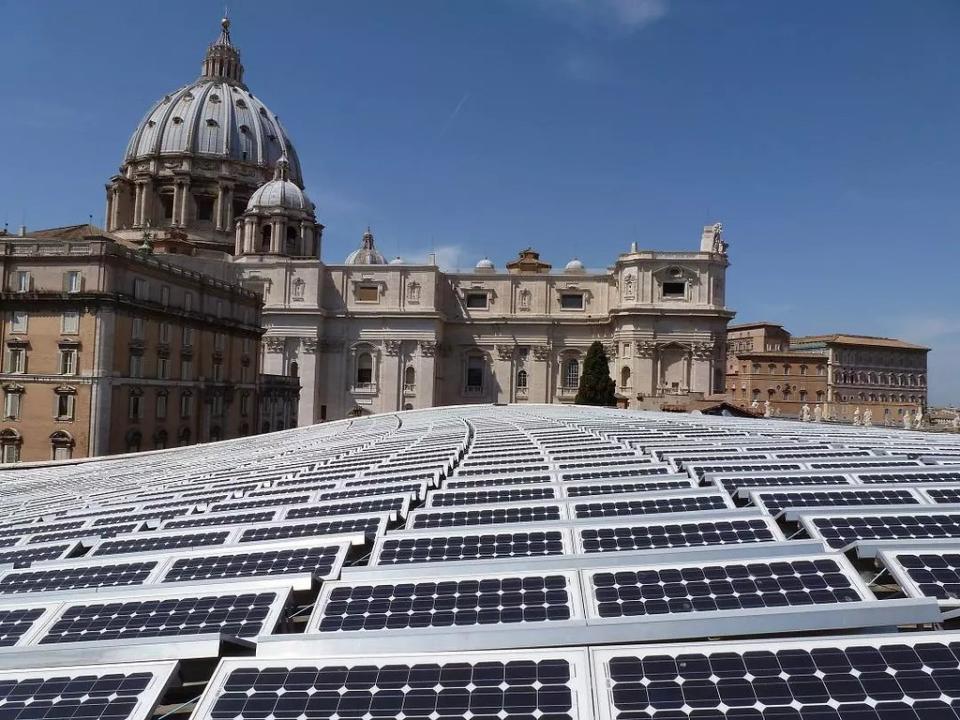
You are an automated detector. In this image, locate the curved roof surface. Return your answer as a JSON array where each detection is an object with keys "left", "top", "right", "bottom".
[{"left": 1, "top": 405, "right": 960, "bottom": 718}]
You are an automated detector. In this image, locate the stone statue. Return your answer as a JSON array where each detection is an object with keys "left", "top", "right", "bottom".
[
  {"left": 863, "top": 408, "right": 873, "bottom": 427},
  {"left": 814, "top": 405, "right": 823, "bottom": 423},
  {"left": 751, "top": 399, "right": 759, "bottom": 410},
  {"left": 914, "top": 407, "right": 924, "bottom": 429},
  {"left": 853, "top": 407, "right": 861, "bottom": 426},
  {"left": 903, "top": 412, "right": 912, "bottom": 430},
  {"left": 801, "top": 404, "right": 811, "bottom": 422},
  {"left": 953, "top": 412, "right": 960, "bottom": 431},
  {"left": 763, "top": 400, "right": 772, "bottom": 418}
]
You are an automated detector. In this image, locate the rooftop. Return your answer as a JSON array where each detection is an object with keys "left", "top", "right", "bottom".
[{"left": 791, "top": 334, "right": 929, "bottom": 351}]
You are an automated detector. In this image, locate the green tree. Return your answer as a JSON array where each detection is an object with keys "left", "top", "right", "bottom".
[{"left": 575, "top": 341, "right": 616, "bottom": 406}]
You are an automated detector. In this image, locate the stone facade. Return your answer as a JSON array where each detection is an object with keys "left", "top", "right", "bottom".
[{"left": 0, "top": 226, "right": 266, "bottom": 463}]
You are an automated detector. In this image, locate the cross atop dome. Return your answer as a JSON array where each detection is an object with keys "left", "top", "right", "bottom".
[{"left": 202, "top": 15, "right": 244, "bottom": 84}]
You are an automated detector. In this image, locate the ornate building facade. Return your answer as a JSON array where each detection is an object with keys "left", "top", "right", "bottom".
[{"left": 93, "top": 18, "right": 735, "bottom": 425}]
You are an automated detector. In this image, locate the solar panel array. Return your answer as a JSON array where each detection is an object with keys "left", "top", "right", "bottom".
[{"left": 2, "top": 405, "right": 960, "bottom": 720}]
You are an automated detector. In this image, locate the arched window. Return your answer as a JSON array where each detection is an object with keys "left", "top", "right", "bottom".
[
  {"left": 402, "top": 403, "right": 413, "bottom": 411},
  {"left": 50, "top": 431, "right": 74, "bottom": 461},
  {"left": 210, "top": 426, "right": 222, "bottom": 442},
  {"left": 153, "top": 430, "right": 168, "bottom": 451},
  {"left": 816, "top": 391, "right": 824, "bottom": 402},
  {"left": 620, "top": 366, "right": 631, "bottom": 388},
  {"left": 177, "top": 427, "right": 191, "bottom": 447},
  {"left": 356, "top": 353, "right": 373, "bottom": 387},
  {"left": 260, "top": 224, "right": 272, "bottom": 252},
  {"left": 752, "top": 389, "right": 761, "bottom": 400},
  {"left": 0, "top": 429, "right": 22, "bottom": 464},
  {"left": 125, "top": 430, "right": 142, "bottom": 454},
  {"left": 404, "top": 366, "right": 416, "bottom": 388},
  {"left": 563, "top": 359, "right": 580, "bottom": 389},
  {"left": 516, "top": 369, "right": 528, "bottom": 390}
]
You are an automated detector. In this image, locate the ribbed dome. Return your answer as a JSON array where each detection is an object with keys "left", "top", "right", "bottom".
[
  {"left": 475, "top": 258, "right": 495, "bottom": 271},
  {"left": 345, "top": 228, "right": 387, "bottom": 265},
  {"left": 247, "top": 158, "right": 312, "bottom": 212},
  {"left": 564, "top": 258, "right": 585, "bottom": 273},
  {"left": 123, "top": 18, "right": 303, "bottom": 186}
]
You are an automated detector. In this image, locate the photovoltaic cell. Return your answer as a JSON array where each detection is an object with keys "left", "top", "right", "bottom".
[
  {"left": 892, "top": 552, "right": 960, "bottom": 602},
  {"left": 200, "top": 657, "right": 579, "bottom": 720},
  {"left": 572, "top": 495, "right": 728, "bottom": 520},
  {"left": 377, "top": 531, "right": 565, "bottom": 565},
  {"left": 0, "top": 543, "right": 72, "bottom": 566},
  {"left": 162, "top": 545, "right": 341, "bottom": 582},
  {"left": 240, "top": 517, "right": 382, "bottom": 543},
  {"left": 578, "top": 518, "right": 778, "bottom": 553},
  {"left": 0, "top": 561, "right": 157, "bottom": 594},
  {"left": 564, "top": 480, "right": 691, "bottom": 498},
  {"left": 810, "top": 512, "right": 960, "bottom": 549},
  {"left": 287, "top": 498, "right": 406, "bottom": 520},
  {"left": 858, "top": 471, "right": 960, "bottom": 484},
  {"left": 317, "top": 574, "right": 572, "bottom": 632},
  {"left": 165, "top": 512, "right": 276, "bottom": 529},
  {"left": 40, "top": 591, "right": 278, "bottom": 642},
  {"left": 595, "top": 634, "right": 960, "bottom": 720},
  {"left": 927, "top": 488, "right": 960, "bottom": 504},
  {"left": 591, "top": 558, "right": 861, "bottom": 618},
  {"left": 0, "top": 607, "right": 46, "bottom": 646},
  {"left": 430, "top": 488, "right": 557, "bottom": 506},
  {"left": 92, "top": 531, "right": 230, "bottom": 556},
  {"left": 711, "top": 475, "right": 849, "bottom": 494},
  {"left": 756, "top": 488, "right": 921, "bottom": 515},
  {"left": 411, "top": 506, "right": 562, "bottom": 530}
]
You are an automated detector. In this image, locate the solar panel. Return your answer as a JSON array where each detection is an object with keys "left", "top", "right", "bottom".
[
  {"left": 925, "top": 487, "right": 960, "bottom": 504},
  {"left": 409, "top": 503, "right": 566, "bottom": 530},
  {"left": 591, "top": 632, "right": 960, "bottom": 720},
  {"left": 562, "top": 479, "right": 694, "bottom": 498},
  {"left": 0, "top": 604, "right": 57, "bottom": 646},
  {"left": 749, "top": 487, "right": 925, "bottom": 518},
  {"left": 159, "top": 539, "right": 351, "bottom": 584},
  {"left": 0, "top": 662, "right": 177, "bottom": 720},
  {"left": 373, "top": 528, "right": 570, "bottom": 565},
  {"left": 0, "top": 541, "right": 77, "bottom": 566},
  {"left": 89, "top": 530, "right": 231, "bottom": 556},
  {"left": 586, "top": 555, "right": 865, "bottom": 620},
  {"left": 707, "top": 473, "right": 851, "bottom": 494},
  {"left": 571, "top": 492, "right": 731, "bottom": 520},
  {"left": 878, "top": 547, "right": 960, "bottom": 605},
  {"left": 309, "top": 569, "right": 581, "bottom": 633},
  {"left": 189, "top": 651, "right": 594, "bottom": 720},
  {"left": 800, "top": 510, "right": 960, "bottom": 551},
  {"left": 38, "top": 584, "right": 291, "bottom": 643},
  {"left": 285, "top": 496, "right": 409, "bottom": 520},
  {"left": 857, "top": 470, "right": 960, "bottom": 484},
  {"left": 238, "top": 515, "right": 387, "bottom": 543},
  {"left": 428, "top": 487, "right": 557, "bottom": 507},
  {"left": 575, "top": 516, "right": 784, "bottom": 553},
  {"left": 163, "top": 511, "right": 278, "bottom": 529},
  {"left": 0, "top": 559, "right": 160, "bottom": 594}
]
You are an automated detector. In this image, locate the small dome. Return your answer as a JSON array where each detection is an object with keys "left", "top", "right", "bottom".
[
  {"left": 564, "top": 258, "right": 585, "bottom": 273},
  {"left": 345, "top": 227, "right": 386, "bottom": 265},
  {"left": 389, "top": 256, "right": 405, "bottom": 265},
  {"left": 475, "top": 258, "right": 494, "bottom": 270},
  {"left": 246, "top": 157, "right": 312, "bottom": 212}
]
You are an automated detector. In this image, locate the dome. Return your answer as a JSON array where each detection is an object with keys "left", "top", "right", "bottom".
[
  {"left": 389, "top": 256, "right": 405, "bottom": 265},
  {"left": 564, "top": 258, "right": 585, "bottom": 273},
  {"left": 246, "top": 158, "right": 312, "bottom": 212},
  {"left": 475, "top": 258, "right": 495, "bottom": 270},
  {"left": 345, "top": 228, "right": 387, "bottom": 265},
  {"left": 122, "top": 18, "right": 304, "bottom": 187}
]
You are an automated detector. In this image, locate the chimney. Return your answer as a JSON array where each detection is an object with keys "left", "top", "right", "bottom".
[
  {"left": 629, "top": 241, "right": 638, "bottom": 253},
  {"left": 18, "top": 225, "right": 26, "bottom": 237}
]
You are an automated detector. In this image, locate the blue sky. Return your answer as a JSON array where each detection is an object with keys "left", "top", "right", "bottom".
[{"left": 1, "top": 0, "right": 958, "bottom": 403}]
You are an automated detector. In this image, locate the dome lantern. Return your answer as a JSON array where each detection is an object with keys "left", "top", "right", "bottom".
[
  {"left": 202, "top": 16, "right": 244, "bottom": 84},
  {"left": 344, "top": 227, "right": 387, "bottom": 265}
]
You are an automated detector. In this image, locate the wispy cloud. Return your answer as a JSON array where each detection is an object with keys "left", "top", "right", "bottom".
[
  {"left": 438, "top": 93, "right": 471, "bottom": 139},
  {"left": 539, "top": 0, "right": 669, "bottom": 33}
]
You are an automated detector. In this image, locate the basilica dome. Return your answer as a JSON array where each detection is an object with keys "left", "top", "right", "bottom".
[
  {"left": 247, "top": 158, "right": 312, "bottom": 212},
  {"left": 345, "top": 228, "right": 387, "bottom": 265},
  {"left": 105, "top": 18, "right": 306, "bottom": 251}
]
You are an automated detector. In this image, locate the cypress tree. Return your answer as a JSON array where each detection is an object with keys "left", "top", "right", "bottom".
[{"left": 575, "top": 341, "right": 616, "bottom": 406}]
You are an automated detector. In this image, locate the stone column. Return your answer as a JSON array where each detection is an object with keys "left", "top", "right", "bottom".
[
  {"left": 271, "top": 218, "right": 283, "bottom": 254},
  {"left": 532, "top": 345, "right": 551, "bottom": 403},
  {"left": 132, "top": 183, "right": 143, "bottom": 228},
  {"left": 298, "top": 338, "right": 318, "bottom": 424},
  {"left": 417, "top": 340, "right": 439, "bottom": 409},
  {"left": 691, "top": 343, "right": 713, "bottom": 395},
  {"left": 171, "top": 183, "right": 182, "bottom": 226},
  {"left": 383, "top": 340, "right": 403, "bottom": 412},
  {"left": 495, "top": 344, "right": 515, "bottom": 403},
  {"left": 178, "top": 181, "right": 190, "bottom": 227},
  {"left": 636, "top": 341, "right": 656, "bottom": 398},
  {"left": 263, "top": 337, "right": 286, "bottom": 376},
  {"left": 215, "top": 185, "right": 226, "bottom": 231}
]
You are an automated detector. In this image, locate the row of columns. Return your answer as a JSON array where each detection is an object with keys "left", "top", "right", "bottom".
[{"left": 111, "top": 178, "right": 239, "bottom": 231}]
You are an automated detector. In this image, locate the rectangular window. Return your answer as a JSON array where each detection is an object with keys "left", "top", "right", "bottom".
[
  {"left": 160, "top": 286, "right": 170, "bottom": 307},
  {"left": 133, "top": 278, "right": 148, "bottom": 300},
  {"left": 12, "top": 271, "right": 30, "bottom": 292},
  {"left": 61, "top": 311, "right": 79, "bottom": 335},
  {"left": 128, "top": 393, "right": 143, "bottom": 420},
  {"left": 182, "top": 326, "right": 194, "bottom": 346},
  {"left": 559, "top": 293, "right": 584, "bottom": 310},
  {"left": 213, "top": 361, "right": 223, "bottom": 382},
  {"left": 65, "top": 271, "right": 82, "bottom": 293},
  {"left": 1, "top": 444, "right": 18, "bottom": 464},
  {"left": 214, "top": 332, "right": 225, "bottom": 351},
  {"left": 157, "top": 356, "right": 169, "bottom": 379},
  {"left": 181, "top": 358, "right": 192, "bottom": 380},
  {"left": 6, "top": 348, "right": 25, "bottom": 374},
  {"left": 184, "top": 292, "right": 194, "bottom": 312},
  {"left": 56, "top": 393, "right": 75, "bottom": 421},
  {"left": 156, "top": 394, "right": 168, "bottom": 420},
  {"left": 10, "top": 312, "right": 28, "bottom": 334},
  {"left": 242, "top": 336, "right": 252, "bottom": 354},
  {"left": 240, "top": 364, "right": 250, "bottom": 383},
  {"left": 58, "top": 349, "right": 77, "bottom": 375},
  {"left": 212, "top": 395, "right": 224, "bottom": 417},
  {"left": 800, "top": 365, "right": 808, "bottom": 376},
  {"left": 216, "top": 299, "right": 223, "bottom": 318},
  {"left": 129, "top": 354, "right": 142, "bottom": 378},
  {"left": 159, "top": 322, "right": 171, "bottom": 343},
  {"left": 357, "top": 285, "right": 379, "bottom": 303},
  {"left": 131, "top": 317, "right": 145, "bottom": 340},
  {"left": 465, "top": 293, "right": 488, "bottom": 309},
  {"left": 196, "top": 195, "right": 215, "bottom": 222},
  {"left": 180, "top": 393, "right": 192, "bottom": 418},
  {"left": 466, "top": 356, "right": 484, "bottom": 392},
  {"left": 240, "top": 393, "right": 250, "bottom": 417},
  {"left": 3, "top": 392, "right": 20, "bottom": 420},
  {"left": 662, "top": 282, "right": 686, "bottom": 298}
]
